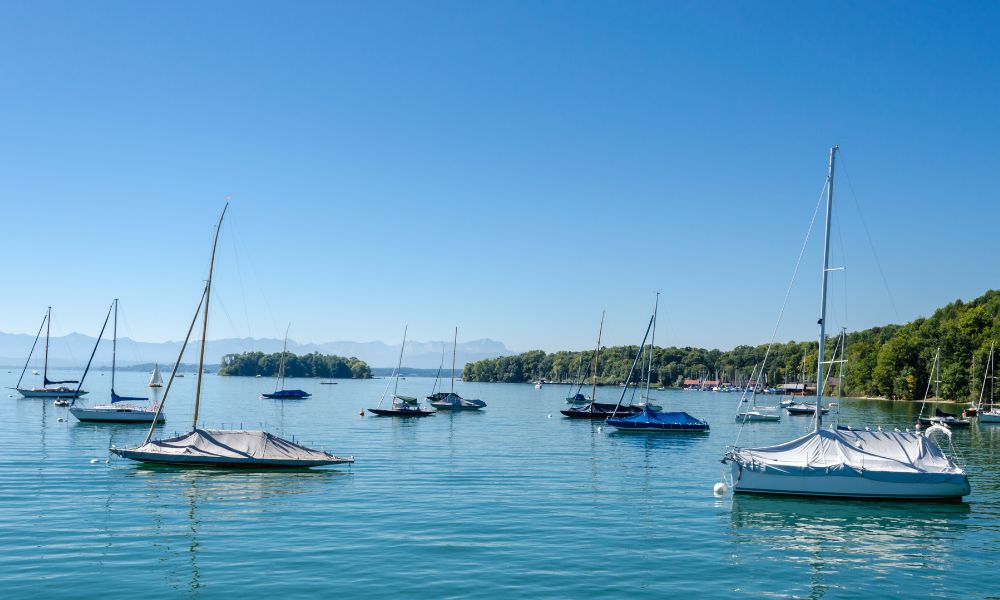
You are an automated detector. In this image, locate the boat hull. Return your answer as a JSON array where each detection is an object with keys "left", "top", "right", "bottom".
[
  {"left": 735, "top": 412, "right": 781, "bottom": 422},
  {"left": 110, "top": 448, "right": 351, "bottom": 467},
  {"left": 978, "top": 411, "right": 1000, "bottom": 423},
  {"left": 368, "top": 408, "right": 435, "bottom": 417},
  {"left": 18, "top": 388, "right": 88, "bottom": 398},
  {"left": 729, "top": 461, "right": 970, "bottom": 501},
  {"left": 70, "top": 407, "right": 165, "bottom": 423},
  {"left": 919, "top": 417, "right": 971, "bottom": 428}
]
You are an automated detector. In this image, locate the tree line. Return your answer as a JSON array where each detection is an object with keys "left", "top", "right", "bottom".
[
  {"left": 218, "top": 351, "right": 372, "bottom": 379},
  {"left": 462, "top": 289, "right": 1000, "bottom": 401}
]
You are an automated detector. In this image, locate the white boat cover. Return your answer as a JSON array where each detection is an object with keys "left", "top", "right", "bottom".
[
  {"left": 113, "top": 429, "right": 352, "bottom": 466},
  {"left": 729, "top": 428, "right": 966, "bottom": 485}
]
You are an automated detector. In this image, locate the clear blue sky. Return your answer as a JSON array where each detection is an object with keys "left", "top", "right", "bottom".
[{"left": 1, "top": 1, "right": 997, "bottom": 353}]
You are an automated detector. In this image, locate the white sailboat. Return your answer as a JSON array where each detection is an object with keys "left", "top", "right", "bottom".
[
  {"left": 976, "top": 343, "right": 1000, "bottom": 423},
  {"left": 13, "top": 307, "right": 88, "bottom": 399},
  {"left": 111, "top": 203, "right": 353, "bottom": 468},
  {"left": 428, "top": 328, "right": 486, "bottom": 410},
  {"left": 70, "top": 299, "right": 166, "bottom": 424},
  {"left": 149, "top": 364, "right": 163, "bottom": 388},
  {"left": 724, "top": 147, "right": 969, "bottom": 500}
]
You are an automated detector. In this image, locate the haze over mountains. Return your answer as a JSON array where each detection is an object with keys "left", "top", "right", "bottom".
[{"left": 0, "top": 332, "right": 514, "bottom": 370}]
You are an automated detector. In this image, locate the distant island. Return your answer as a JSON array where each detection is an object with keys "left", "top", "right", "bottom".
[
  {"left": 219, "top": 351, "right": 372, "bottom": 379},
  {"left": 463, "top": 289, "right": 1000, "bottom": 402}
]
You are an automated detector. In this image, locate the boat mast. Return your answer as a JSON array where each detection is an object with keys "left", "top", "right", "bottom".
[
  {"left": 43, "top": 306, "right": 51, "bottom": 384},
  {"left": 815, "top": 145, "right": 837, "bottom": 430},
  {"left": 592, "top": 311, "right": 605, "bottom": 402},
  {"left": 276, "top": 323, "right": 289, "bottom": 392},
  {"left": 111, "top": 298, "right": 118, "bottom": 394},
  {"left": 393, "top": 326, "right": 408, "bottom": 398},
  {"left": 192, "top": 203, "right": 228, "bottom": 431},
  {"left": 450, "top": 327, "right": 457, "bottom": 395},
  {"left": 644, "top": 293, "right": 659, "bottom": 400},
  {"left": 934, "top": 347, "right": 941, "bottom": 400}
]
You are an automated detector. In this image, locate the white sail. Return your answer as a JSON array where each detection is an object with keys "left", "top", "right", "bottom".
[{"left": 149, "top": 363, "right": 163, "bottom": 387}]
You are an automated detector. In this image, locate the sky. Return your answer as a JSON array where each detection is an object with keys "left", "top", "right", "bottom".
[{"left": 0, "top": 1, "right": 997, "bottom": 353}]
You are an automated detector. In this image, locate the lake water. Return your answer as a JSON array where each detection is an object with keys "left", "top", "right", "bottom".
[{"left": 2, "top": 369, "right": 999, "bottom": 598}]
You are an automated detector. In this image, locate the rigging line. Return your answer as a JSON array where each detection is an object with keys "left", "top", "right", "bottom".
[
  {"left": 228, "top": 208, "right": 280, "bottom": 339},
  {"left": 212, "top": 289, "right": 250, "bottom": 355},
  {"left": 838, "top": 151, "right": 901, "bottom": 321},
  {"left": 227, "top": 217, "right": 255, "bottom": 346},
  {"left": 116, "top": 303, "right": 145, "bottom": 364},
  {"left": 732, "top": 177, "right": 829, "bottom": 447}
]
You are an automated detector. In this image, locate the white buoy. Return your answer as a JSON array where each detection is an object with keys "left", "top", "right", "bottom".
[
  {"left": 57, "top": 417, "right": 65, "bottom": 422},
  {"left": 89, "top": 458, "right": 99, "bottom": 464},
  {"left": 597, "top": 426, "right": 603, "bottom": 433},
  {"left": 714, "top": 482, "right": 728, "bottom": 496}
]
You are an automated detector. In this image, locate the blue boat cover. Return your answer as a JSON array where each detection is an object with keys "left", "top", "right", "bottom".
[
  {"left": 266, "top": 389, "right": 311, "bottom": 398},
  {"left": 111, "top": 390, "right": 149, "bottom": 403},
  {"left": 607, "top": 407, "right": 710, "bottom": 431}
]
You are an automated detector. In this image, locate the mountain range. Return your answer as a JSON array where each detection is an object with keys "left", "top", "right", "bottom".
[{"left": 0, "top": 332, "right": 514, "bottom": 370}]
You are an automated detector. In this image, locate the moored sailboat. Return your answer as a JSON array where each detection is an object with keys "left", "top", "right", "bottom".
[
  {"left": 428, "top": 328, "right": 485, "bottom": 410},
  {"left": 111, "top": 203, "right": 352, "bottom": 468},
  {"left": 369, "top": 326, "right": 435, "bottom": 417},
  {"left": 724, "top": 147, "right": 969, "bottom": 500},
  {"left": 13, "top": 307, "right": 88, "bottom": 399},
  {"left": 562, "top": 311, "right": 639, "bottom": 419},
  {"left": 70, "top": 299, "right": 165, "bottom": 424},
  {"left": 260, "top": 324, "right": 311, "bottom": 400}
]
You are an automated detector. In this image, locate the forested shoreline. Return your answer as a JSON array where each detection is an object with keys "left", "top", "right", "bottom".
[
  {"left": 219, "top": 351, "right": 372, "bottom": 379},
  {"left": 463, "top": 290, "right": 1000, "bottom": 401}
]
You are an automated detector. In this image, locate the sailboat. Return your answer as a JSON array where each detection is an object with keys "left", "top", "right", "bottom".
[
  {"left": 260, "top": 325, "right": 311, "bottom": 399},
  {"left": 12, "top": 307, "right": 88, "bottom": 399},
  {"left": 561, "top": 311, "right": 640, "bottom": 419},
  {"left": 917, "top": 349, "right": 970, "bottom": 428},
  {"left": 428, "top": 328, "right": 486, "bottom": 410},
  {"left": 368, "top": 326, "right": 435, "bottom": 417},
  {"left": 149, "top": 363, "right": 163, "bottom": 388},
  {"left": 70, "top": 299, "right": 165, "bottom": 423},
  {"left": 724, "top": 147, "right": 969, "bottom": 500},
  {"left": 606, "top": 294, "right": 710, "bottom": 432},
  {"left": 111, "top": 203, "right": 353, "bottom": 468},
  {"left": 977, "top": 343, "right": 1000, "bottom": 423},
  {"left": 735, "top": 365, "right": 781, "bottom": 423}
]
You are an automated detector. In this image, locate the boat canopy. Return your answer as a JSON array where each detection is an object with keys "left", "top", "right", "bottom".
[
  {"left": 111, "top": 390, "right": 148, "bottom": 403},
  {"left": 729, "top": 428, "right": 965, "bottom": 483},
  {"left": 118, "top": 429, "right": 342, "bottom": 464},
  {"left": 394, "top": 395, "right": 418, "bottom": 404}
]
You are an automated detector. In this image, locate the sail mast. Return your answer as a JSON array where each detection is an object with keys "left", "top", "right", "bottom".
[
  {"left": 43, "top": 306, "right": 51, "bottom": 383},
  {"left": 450, "top": 327, "right": 457, "bottom": 395},
  {"left": 644, "top": 293, "right": 659, "bottom": 399},
  {"left": 393, "top": 326, "right": 408, "bottom": 398},
  {"left": 276, "top": 323, "right": 289, "bottom": 392},
  {"left": 111, "top": 299, "right": 118, "bottom": 393},
  {"left": 815, "top": 145, "right": 837, "bottom": 430},
  {"left": 192, "top": 203, "right": 229, "bottom": 431},
  {"left": 592, "top": 311, "right": 605, "bottom": 402}
]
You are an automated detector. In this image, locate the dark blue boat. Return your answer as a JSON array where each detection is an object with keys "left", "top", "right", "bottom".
[
  {"left": 606, "top": 406, "right": 710, "bottom": 432},
  {"left": 261, "top": 389, "right": 311, "bottom": 400}
]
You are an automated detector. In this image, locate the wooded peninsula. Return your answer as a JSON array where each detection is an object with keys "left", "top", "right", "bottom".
[
  {"left": 462, "top": 290, "right": 1000, "bottom": 402},
  {"left": 218, "top": 351, "right": 372, "bottom": 379}
]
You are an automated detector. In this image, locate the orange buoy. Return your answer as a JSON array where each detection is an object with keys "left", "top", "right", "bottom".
[{"left": 359, "top": 409, "right": 364, "bottom": 417}]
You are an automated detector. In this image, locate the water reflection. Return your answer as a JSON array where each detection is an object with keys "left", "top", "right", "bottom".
[{"left": 729, "top": 494, "right": 971, "bottom": 596}]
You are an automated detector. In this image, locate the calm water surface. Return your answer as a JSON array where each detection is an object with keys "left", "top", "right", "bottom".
[{"left": 2, "top": 370, "right": 999, "bottom": 598}]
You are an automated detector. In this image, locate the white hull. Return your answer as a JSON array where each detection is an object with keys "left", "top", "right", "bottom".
[
  {"left": 18, "top": 388, "right": 88, "bottom": 398},
  {"left": 979, "top": 411, "right": 1000, "bottom": 423},
  {"left": 729, "top": 462, "right": 969, "bottom": 500},
  {"left": 70, "top": 406, "right": 165, "bottom": 423},
  {"left": 735, "top": 411, "right": 781, "bottom": 422}
]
